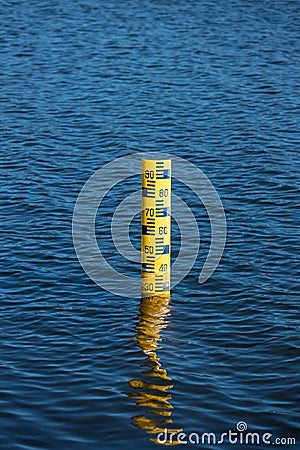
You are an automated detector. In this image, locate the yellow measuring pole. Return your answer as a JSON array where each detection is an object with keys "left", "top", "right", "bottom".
[{"left": 141, "top": 159, "right": 171, "bottom": 298}]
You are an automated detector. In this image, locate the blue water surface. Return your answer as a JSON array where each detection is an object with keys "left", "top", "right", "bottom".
[{"left": 1, "top": 0, "right": 299, "bottom": 449}]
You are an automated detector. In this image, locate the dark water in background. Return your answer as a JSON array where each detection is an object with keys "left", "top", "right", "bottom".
[{"left": 1, "top": 0, "right": 300, "bottom": 449}]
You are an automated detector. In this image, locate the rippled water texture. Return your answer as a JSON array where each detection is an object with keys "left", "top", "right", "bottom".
[{"left": 1, "top": 0, "right": 299, "bottom": 449}]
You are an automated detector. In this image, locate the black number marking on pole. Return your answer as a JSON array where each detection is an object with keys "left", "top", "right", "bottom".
[
  {"left": 144, "top": 245, "right": 154, "bottom": 254},
  {"left": 144, "top": 282, "right": 154, "bottom": 291},
  {"left": 146, "top": 208, "right": 155, "bottom": 217},
  {"left": 159, "top": 189, "right": 168, "bottom": 197},
  {"left": 159, "top": 226, "right": 168, "bottom": 235}
]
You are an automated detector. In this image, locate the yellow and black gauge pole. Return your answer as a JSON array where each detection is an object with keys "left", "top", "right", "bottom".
[{"left": 141, "top": 160, "right": 171, "bottom": 298}]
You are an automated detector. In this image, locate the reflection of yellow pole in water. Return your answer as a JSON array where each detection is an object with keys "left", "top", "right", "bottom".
[{"left": 127, "top": 296, "right": 182, "bottom": 445}]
